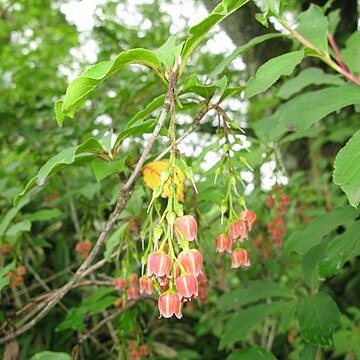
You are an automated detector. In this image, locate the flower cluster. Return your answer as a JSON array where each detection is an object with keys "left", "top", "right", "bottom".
[
  {"left": 75, "top": 240, "right": 92, "bottom": 258},
  {"left": 128, "top": 341, "right": 150, "bottom": 360},
  {"left": 7, "top": 266, "right": 26, "bottom": 288},
  {"left": 113, "top": 273, "right": 142, "bottom": 303},
  {"left": 215, "top": 210, "right": 257, "bottom": 268},
  {"left": 266, "top": 188, "right": 290, "bottom": 246},
  {"left": 145, "top": 215, "right": 203, "bottom": 319}
]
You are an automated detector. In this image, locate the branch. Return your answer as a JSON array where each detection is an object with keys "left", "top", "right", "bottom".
[{"left": 0, "top": 76, "right": 174, "bottom": 345}]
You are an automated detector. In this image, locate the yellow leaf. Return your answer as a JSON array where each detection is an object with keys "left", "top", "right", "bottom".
[{"left": 141, "top": 160, "right": 185, "bottom": 202}]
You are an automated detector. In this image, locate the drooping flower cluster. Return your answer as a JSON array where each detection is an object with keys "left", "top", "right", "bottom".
[
  {"left": 128, "top": 341, "right": 150, "bottom": 360},
  {"left": 215, "top": 210, "right": 257, "bottom": 268},
  {"left": 145, "top": 215, "right": 204, "bottom": 319},
  {"left": 266, "top": 187, "right": 290, "bottom": 246}
]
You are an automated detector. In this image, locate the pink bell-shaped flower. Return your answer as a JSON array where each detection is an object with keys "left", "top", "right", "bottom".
[
  {"left": 174, "top": 215, "right": 197, "bottom": 242},
  {"left": 239, "top": 210, "right": 257, "bottom": 231},
  {"left": 139, "top": 275, "right": 154, "bottom": 295},
  {"left": 215, "top": 234, "right": 233, "bottom": 253},
  {"left": 158, "top": 291, "right": 183, "bottom": 319},
  {"left": 147, "top": 251, "right": 172, "bottom": 278},
  {"left": 178, "top": 249, "right": 203, "bottom": 277},
  {"left": 231, "top": 249, "right": 251, "bottom": 268},
  {"left": 175, "top": 273, "right": 198, "bottom": 300},
  {"left": 228, "top": 221, "right": 249, "bottom": 240}
]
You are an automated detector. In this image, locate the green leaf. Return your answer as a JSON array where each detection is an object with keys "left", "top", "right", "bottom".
[
  {"left": 115, "top": 120, "right": 161, "bottom": 149},
  {"left": 0, "top": 197, "right": 30, "bottom": 236},
  {"left": 30, "top": 351, "right": 72, "bottom": 360},
  {"left": 277, "top": 83, "right": 360, "bottom": 132},
  {"left": 220, "top": 301, "right": 287, "bottom": 348},
  {"left": 285, "top": 207, "right": 358, "bottom": 254},
  {"left": 277, "top": 67, "right": 344, "bottom": 100},
  {"left": 227, "top": 347, "right": 276, "bottom": 360},
  {"left": 6, "top": 220, "right": 31, "bottom": 238},
  {"left": 298, "top": 292, "right": 340, "bottom": 346},
  {"left": 14, "top": 138, "right": 104, "bottom": 206},
  {"left": 54, "top": 100, "right": 67, "bottom": 127},
  {"left": 219, "top": 85, "right": 245, "bottom": 103},
  {"left": 341, "top": 31, "right": 360, "bottom": 76},
  {"left": 317, "top": 221, "right": 360, "bottom": 279},
  {"left": 302, "top": 242, "right": 327, "bottom": 288},
  {"left": 333, "top": 129, "right": 360, "bottom": 207},
  {"left": 181, "top": 74, "right": 227, "bottom": 99},
  {"left": 155, "top": 36, "right": 181, "bottom": 67},
  {"left": 125, "top": 94, "right": 165, "bottom": 129},
  {"left": 218, "top": 280, "right": 294, "bottom": 310},
  {"left": 23, "top": 209, "right": 62, "bottom": 222},
  {"left": 180, "top": 0, "right": 249, "bottom": 75},
  {"left": 245, "top": 50, "right": 304, "bottom": 98},
  {"left": 297, "top": 5, "right": 328, "bottom": 54},
  {"left": 211, "top": 33, "right": 284, "bottom": 76},
  {"left": 61, "top": 49, "right": 165, "bottom": 117},
  {"left": 92, "top": 158, "right": 126, "bottom": 182},
  {"left": 327, "top": 9, "right": 341, "bottom": 36}
]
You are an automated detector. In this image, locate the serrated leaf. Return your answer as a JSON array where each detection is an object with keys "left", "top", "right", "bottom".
[
  {"left": 180, "top": 0, "right": 249, "bottom": 75},
  {"left": 277, "top": 83, "right": 360, "bottom": 132},
  {"left": 333, "top": 129, "right": 360, "bottom": 207},
  {"left": 298, "top": 292, "right": 340, "bottom": 346},
  {"left": 14, "top": 138, "right": 104, "bottom": 206},
  {"left": 211, "top": 33, "right": 284, "bottom": 76},
  {"left": 218, "top": 280, "right": 294, "bottom": 310},
  {"left": 92, "top": 158, "right": 125, "bottom": 182},
  {"left": 61, "top": 49, "right": 165, "bottom": 117},
  {"left": 245, "top": 50, "right": 304, "bottom": 98},
  {"left": 220, "top": 301, "right": 287, "bottom": 348},
  {"left": 285, "top": 207, "right": 358, "bottom": 254},
  {"left": 277, "top": 67, "right": 344, "bottom": 100},
  {"left": 297, "top": 5, "right": 328, "bottom": 54},
  {"left": 317, "top": 221, "right": 360, "bottom": 279},
  {"left": 30, "top": 351, "right": 72, "bottom": 360}
]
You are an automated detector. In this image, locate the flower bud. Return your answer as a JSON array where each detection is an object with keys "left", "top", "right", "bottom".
[
  {"left": 114, "top": 278, "right": 126, "bottom": 290},
  {"left": 228, "top": 221, "right": 249, "bottom": 240},
  {"left": 231, "top": 249, "right": 250, "bottom": 268},
  {"left": 178, "top": 249, "right": 203, "bottom": 277},
  {"left": 239, "top": 210, "right": 257, "bottom": 231},
  {"left": 174, "top": 215, "right": 197, "bottom": 242},
  {"left": 158, "top": 291, "right": 182, "bottom": 319},
  {"left": 16, "top": 266, "right": 26, "bottom": 276},
  {"left": 215, "top": 234, "right": 233, "bottom": 253},
  {"left": 139, "top": 276, "right": 154, "bottom": 295},
  {"left": 126, "top": 287, "right": 139, "bottom": 301},
  {"left": 147, "top": 251, "right": 172, "bottom": 278},
  {"left": 175, "top": 274, "right": 198, "bottom": 300}
]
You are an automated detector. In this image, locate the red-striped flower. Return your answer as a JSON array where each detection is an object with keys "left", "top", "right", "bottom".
[
  {"left": 126, "top": 287, "right": 139, "bottom": 300},
  {"left": 178, "top": 249, "right": 203, "bottom": 277},
  {"left": 239, "top": 210, "right": 257, "bottom": 231},
  {"left": 139, "top": 275, "right": 154, "bottom": 295},
  {"left": 175, "top": 273, "right": 198, "bottom": 299},
  {"left": 228, "top": 221, "right": 249, "bottom": 240},
  {"left": 215, "top": 234, "right": 233, "bottom": 253},
  {"left": 174, "top": 215, "right": 197, "bottom": 242},
  {"left": 231, "top": 249, "right": 250, "bottom": 268},
  {"left": 158, "top": 291, "right": 182, "bottom": 319},
  {"left": 147, "top": 251, "right": 172, "bottom": 278},
  {"left": 114, "top": 278, "right": 126, "bottom": 290}
]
